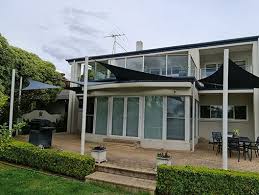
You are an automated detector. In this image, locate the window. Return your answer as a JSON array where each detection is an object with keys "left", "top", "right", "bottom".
[
  {"left": 144, "top": 55, "right": 166, "bottom": 75},
  {"left": 200, "top": 105, "right": 247, "bottom": 120},
  {"left": 200, "top": 106, "right": 210, "bottom": 118},
  {"left": 228, "top": 106, "right": 234, "bottom": 119},
  {"left": 234, "top": 60, "right": 248, "bottom": 71},
  {"left": 111, "top": 58, "right": 125, "bottom": 68},
  {"left": 234, "top": 106, "right": 247, "bottom": 120},
  {"left": 167, "top": 97, "right": 185, "bottom": 140},
  {"left": 234, "top": 60, "right": 246, "bottom": 66},
  {"left": 144, "top": 96, "right": 163, "bottom": 139},
  {"left": 126, "top": 56, "right": 143, "bottom": 71},
  {"left": 79, "top": 97, "right": 95, "bottom": 133},
  {"left": 95, "top": 61, "right": 109, "bottom": 80},
  {"left": 205, "top": 64, "right": 217, "bottom": 77},
  {"left": 167, "top": 55, "right": 188, "bottom": 77},
  {"left": 211, "top": 105, "right": 222, "bottom": 118},
  {"left": 95, "top": 97, "right": 108, "bottom": 135}
]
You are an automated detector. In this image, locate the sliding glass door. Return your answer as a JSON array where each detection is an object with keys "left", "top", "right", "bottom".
[
  {"left": 167, "top": 96, "right": 185, "bottom": 140},
  {"left": 111, "top": 97, "right": 139, "bottom": 137},
  {"left": 95, "top": 97, "right": 108, "bottom": 135},
  {"left": 126, "top": 97, "right": 139, "bottom": 137},
  {"left": 144, "top": 96, "right": 163, "bottom": 139},
  {"left": 112, "top": 97, "right": 124, "bottom": 136}
]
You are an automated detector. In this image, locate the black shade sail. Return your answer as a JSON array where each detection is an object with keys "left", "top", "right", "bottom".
[
  {"left": 97, "top": 61, "right": 195, "bottom": 83},
  {"left": 199, "top": 60, "right": 259, "bottom": 90},
  {"left": 22, "top": 79, "right": 60, "bottom": 90}
]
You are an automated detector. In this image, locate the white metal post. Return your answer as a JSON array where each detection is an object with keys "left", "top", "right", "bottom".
[
  {"left": 222, "top": 49, "right": 229, "bottom": 170},
  {"left": 192, "top": 82, "right": 195, "bottom": 151},
  {"left": 18, "top": 77, "right": 22, "bottom": 109},
  {"left": 9, "top": 69, "right": 15, "bottom": 133},
  {"left": 80, "top": 57, "right": 89, "bottom": 155},
  {"left": 16, "top": 76, "right": 23, "bottom": 135}
]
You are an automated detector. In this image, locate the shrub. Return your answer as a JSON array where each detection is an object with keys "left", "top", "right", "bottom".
[
  {"left": 0, "top": 140, "right": 95, "bottom": 179},
  {"left": 157, "top": 165, "right": 259, "bottom": 195},
  {"left": 0, "top": 122, "right": 26, "bottom": 150}
]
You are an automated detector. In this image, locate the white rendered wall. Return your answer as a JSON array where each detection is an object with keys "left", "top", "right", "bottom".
[
  {"left": 199, "top": 94, "right": 254, "bottom": 140},
  {"left": 67, "top": 61, "right": 81, "bottom": 133}
]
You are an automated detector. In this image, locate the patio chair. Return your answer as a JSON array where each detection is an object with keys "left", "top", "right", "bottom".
[
  {"left": 211, "top": 132, "right": 222, "bottom": 151},
  {"left": 228, "top": 137, "right": 241, "bottom": 162},
  {"left": 247, "top": 137, "right": 259, "bottom": 161}
]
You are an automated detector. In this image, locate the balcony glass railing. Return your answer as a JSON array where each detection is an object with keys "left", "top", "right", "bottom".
[
  {"left": 80, "top": 55, "right": 199, "bottom": 82},
  {"left": 200, "top": 65, "right": 252, "bottom": 79}
]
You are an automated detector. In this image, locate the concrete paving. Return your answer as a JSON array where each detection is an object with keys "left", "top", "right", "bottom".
[{"left": 17, "top": 133, "right": 259, "bottom": 173}]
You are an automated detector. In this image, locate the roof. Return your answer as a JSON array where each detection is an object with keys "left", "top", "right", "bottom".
[{"left": 66, "top": 35, "right": 259, "bottom": 63}]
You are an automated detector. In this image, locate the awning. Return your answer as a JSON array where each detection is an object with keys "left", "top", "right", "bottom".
[
  {"left": 199, "top": 60, "right": 259, "bottom": 90},
  {"left": 97, "top": 61, "right": 196, "bottom": 83},
  {"left": 22, "top": 79, "right": 60, "bottom": 91}
]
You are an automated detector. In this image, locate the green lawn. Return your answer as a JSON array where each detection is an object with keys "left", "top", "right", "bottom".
[{"left": 0, "top": 163, "right": 147, "bottom": 195}]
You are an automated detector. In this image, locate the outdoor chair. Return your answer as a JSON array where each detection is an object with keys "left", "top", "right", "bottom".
[
  {"left": 246, "top": 137, "right": 259, "bottom": 161},
  {"left": 228, "top": 137, "right": 243, "bottom": 162},
  {"left": 211, "top": 132, "right": 222, "bottom": 151}
]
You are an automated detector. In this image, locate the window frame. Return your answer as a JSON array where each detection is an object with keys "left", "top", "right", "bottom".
[
  {"left": 199, "top": 105, "right": 248, "bottom": 121},
  {"left": 204, "top": 62, "right": 222, "bottom": 77}
]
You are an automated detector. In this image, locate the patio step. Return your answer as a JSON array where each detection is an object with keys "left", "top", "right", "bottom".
[
  {"left": 95, "top": 163, "right": 156, "bottom": 180},
  {"left": 103, "top": 138, "right": 140, "bottom": 147},
  {"left": 85, "top": 172, "right": 156, "bottom": 195}
]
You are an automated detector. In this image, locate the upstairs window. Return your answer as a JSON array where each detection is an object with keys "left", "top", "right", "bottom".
[
  {"left": 126, "top": 56, "right": 143, "bottom": 71},
  {"left": 144, "top": 55, "right": 166, "bottom": 75},
  {"left": 167, "top": 55, "right": 188, "bottom": 77}
]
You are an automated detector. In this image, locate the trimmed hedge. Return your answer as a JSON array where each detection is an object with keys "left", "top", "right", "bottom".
[
  {"left": 157, "top": 165, "right": 259, "bottom": 195},
  {"left": 0, "top": 140, "right": 95, "bottom": 179}
]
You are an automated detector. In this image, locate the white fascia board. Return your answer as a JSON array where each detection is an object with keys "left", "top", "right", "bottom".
[
  {"left": 199, "top": 89, "right": 254, "bottom": 94},
  {"left": 198, "top": 41, "right": 255, "bottom": 51},
  {"left": 87, "top": 82, "right": 192, "bottom": 91}
]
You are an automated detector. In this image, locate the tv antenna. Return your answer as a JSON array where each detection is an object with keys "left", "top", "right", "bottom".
[{"left": 105, "top": 33, "right": 127, "bottom": 54}]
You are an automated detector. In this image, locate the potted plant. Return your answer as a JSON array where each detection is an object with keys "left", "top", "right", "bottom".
[
  {"left": 156, "top": 152, "right": 172, "bottom": 168},
  {"left": 233, "top": 128, "right": 240, "bottom": 137},
  {"left": 91, "top": 145, "right": 107, "bottom": 163}
]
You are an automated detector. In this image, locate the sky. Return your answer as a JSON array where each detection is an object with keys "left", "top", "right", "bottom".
[{"left": 1, "top": 0, "right": 259, "bottom": 78}]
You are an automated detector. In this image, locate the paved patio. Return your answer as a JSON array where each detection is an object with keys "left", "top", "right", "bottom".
[{"left": 17, "top": 133, "right": 259, "bottom": 173}]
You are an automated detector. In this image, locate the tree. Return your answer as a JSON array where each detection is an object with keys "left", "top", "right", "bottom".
[{"left": 0, "top": 34, "right": 65, "bottom": 124}]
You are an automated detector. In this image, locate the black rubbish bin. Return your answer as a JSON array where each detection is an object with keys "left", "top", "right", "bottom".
[{"left": 29, "top": 119, "right": 55, "bottom": 148}]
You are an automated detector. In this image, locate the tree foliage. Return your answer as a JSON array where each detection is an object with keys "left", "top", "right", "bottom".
[{"left": 0, "top": 34, "right": 65, "bottom": 124}]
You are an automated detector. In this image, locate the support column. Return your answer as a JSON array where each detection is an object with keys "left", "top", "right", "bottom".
[
  {"left": 162, "top": 96, "right": 167, "bottom": 141},
  {"left": 253, "top": 40, "right": 259, "bottom": 140},
  {"left": 222, "top": 49, "right": 229, "bottom": 170},
  {"left": 81, "top": 56, "right": 88, "bottom": 155},
  {"left": 185, "top": 96, "right": 190, "bottom": 142},
  {"left": 9, "top": 69, "right": 15, "bottom": 132},
  {"left": 192, "top": 83, "right": 195, "bottom": 151},
  {"left": 187, "top": 53, "right": 191, "bottom": 76}
]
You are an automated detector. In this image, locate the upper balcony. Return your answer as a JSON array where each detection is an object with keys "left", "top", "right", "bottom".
[
  {"left": 200, "top": 64, "right": 253, "bottom": 79},
  {"left": 199, "top": 44, "right": 253, "bottom": 79},
  {"left": 84, "top": 53, "right": 198, "bottom": 82}
]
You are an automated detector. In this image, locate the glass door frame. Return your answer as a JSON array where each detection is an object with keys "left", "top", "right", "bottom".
[{"left": 109, "top": 96, "right": 141, "bottom": 138}]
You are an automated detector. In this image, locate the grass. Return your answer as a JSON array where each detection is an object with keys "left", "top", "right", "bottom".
[{"left": 0, "top": 163, "right": 148, "bottom": 195}]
